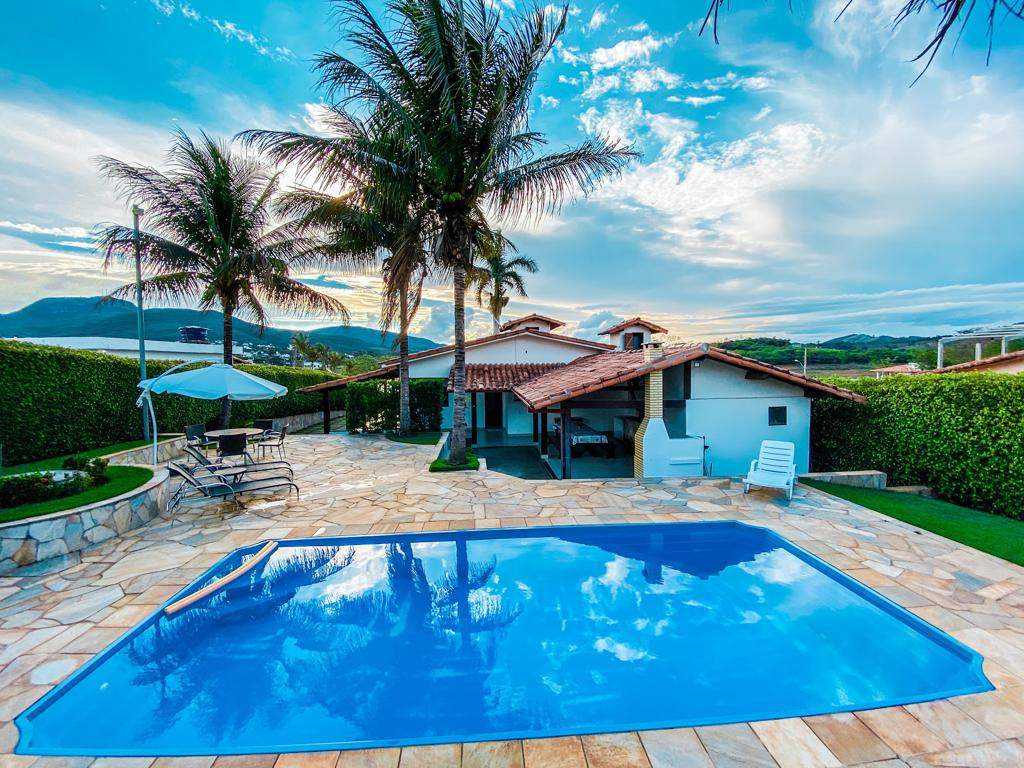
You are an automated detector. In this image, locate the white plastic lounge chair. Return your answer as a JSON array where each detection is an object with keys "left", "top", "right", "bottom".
[{"left": 743, "top": 440, "right": 797, "bottom": 500}]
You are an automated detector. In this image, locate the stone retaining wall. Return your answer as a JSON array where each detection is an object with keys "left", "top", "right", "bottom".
[
  {"left": 107, "top": 436, "right": 187, "bottom": 466},
  {"left": 0, "top": 467, "right": 169, "bottom": 574},
  {"left": 275, "top": 409, "right": 344, "bottom": 433}
]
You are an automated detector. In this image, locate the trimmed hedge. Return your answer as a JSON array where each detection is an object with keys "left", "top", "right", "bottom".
[
  {"left": 811, "top": 373, "right": 1024, "bottom": 518},
  {"left": 0, "top": 341, "right": 344, "bottom": 465},
  {"left": 345, "top": 379, "right": 445, "bottom": 434}
]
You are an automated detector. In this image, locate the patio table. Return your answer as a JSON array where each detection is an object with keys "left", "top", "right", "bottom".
[{"left": 204, "top": 427, "right": 265, "bottom": 439}]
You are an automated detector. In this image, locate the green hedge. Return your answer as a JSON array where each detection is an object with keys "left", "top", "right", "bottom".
[
  {"left": 345, "top": 379, "right": 445, "bottom": 434},
  {"left": 0, "top": 341, "right": 345, "bottom": 465},
  {"left": 812, "top": 373, "right": 1024, "bottom": 518}
]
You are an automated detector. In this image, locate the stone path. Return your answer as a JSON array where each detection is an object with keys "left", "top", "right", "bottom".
[{"left": 3, "top": 434, "right": 1024, "bottom": 767}]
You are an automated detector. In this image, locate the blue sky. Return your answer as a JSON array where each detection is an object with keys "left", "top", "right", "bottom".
[{"left": 1, "top": 0, "right": 1022, "bottom": 343}]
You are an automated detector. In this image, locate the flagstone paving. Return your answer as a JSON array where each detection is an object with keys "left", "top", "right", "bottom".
[{"left": 3, "top": 433, "right": 1024, "bottom": 767}]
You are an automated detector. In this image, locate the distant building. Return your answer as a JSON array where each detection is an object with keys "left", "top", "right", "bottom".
[
  {"left": 11, "top": 336, "right": 243, "bottom": 362},
  {"left": 178, "top": 326, "right": 210, "bottom": 344},
  {"left": 870, "top": 363, "right": 922, "bottom": 379},
  {"left": 935, "top": 351, "right": 1024, "bottom": 374}
]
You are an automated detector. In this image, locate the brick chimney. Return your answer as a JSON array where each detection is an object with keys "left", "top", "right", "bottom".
[{"left": 642, "top": 341, "right": 664, "bottom": 363}]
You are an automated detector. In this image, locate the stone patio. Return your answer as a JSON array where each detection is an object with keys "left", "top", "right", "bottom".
[{"left": 3, "top": 433, "right": 1024, "bottom": 768}]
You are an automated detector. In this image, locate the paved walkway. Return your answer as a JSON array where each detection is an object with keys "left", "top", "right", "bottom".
[{"left": 3, "top": 434, "right": 1024, "bottom": 767}]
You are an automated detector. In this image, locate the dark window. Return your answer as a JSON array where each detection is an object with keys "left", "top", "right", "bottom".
[
  {"left": 624, "top": 332, "right": 644, "bottom": 350},
  {"left": 768, "top": 406, "right": 787, "bottom": 426}
]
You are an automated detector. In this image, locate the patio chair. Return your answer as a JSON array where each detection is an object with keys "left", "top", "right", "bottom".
[
  {"left": 216, "top": 433, "right": 254, "bottom": 465},
  {"left": 253, "top": 419, "right": 277, "bottom": 436},
  {"left": 743, "top": 440, "right": 797, "bottom": 500},
  {"left": 255, "top": 425, "right": 288, "bottom": 462},
  {"left": 184, "top": 424, "right": 216, "bottom": 451},
  {"left": 182, "top": 443, "right": 293, "bottom": 480},
  {"left": 167, "top": 462, "right": 299, "bottom": 510}
]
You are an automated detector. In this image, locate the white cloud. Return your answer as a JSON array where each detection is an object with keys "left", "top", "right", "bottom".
[
  {"left": 0, "top": 221, "right": 91, "bottom": 239},
  {"left": 590, "top": 33, "right": 679, "bottom": 72},
  {"left": 753, "top": 106, "right": 773, "bottom": 121},
  {"left": 587, "top": 5, "right": 616, "bottom": 32},
  {"left": 558, "top": 74, "right": 580, "bottom": 86},
  {"left": 555, "top": 41, "right": 585, "bottom": 66},
  {"left": 684, "top": 95, "right": 725, "bottom": 107},
  {"left": 145, "top": 1, "right": 295, "bottom": 61},
  {"left": 625, "top": 21, "right": 649, "bottom": 33},
  {"left": 627, "top": 67, "right": 682, "bottom": 93},
  {"left": 582, "top": 74, "right": 621, "bottom": 100},
  {"left": 539, "top": 94, "right": 560, "bottom": 109}
]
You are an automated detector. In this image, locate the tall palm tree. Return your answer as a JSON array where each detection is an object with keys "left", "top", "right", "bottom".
[
  {"left": 470, "top": 232, "right": 538, "bottom": 334},
  {"left": 249, "top": 115, "right": 432, "bottom": 435},
  {"left": 306, "top": 0, "right": 637, "bottom": 463},
  {"left": 96, "top": 129, "right": 351, "bottom": 426}
]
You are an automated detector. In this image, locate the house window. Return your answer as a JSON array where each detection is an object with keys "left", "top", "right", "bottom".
[
  {"left": 624, "top": 332, "right": 644, "bottom": 350},
  {"left": 768, "top": 406, "right": 787, "bottom": 426}
]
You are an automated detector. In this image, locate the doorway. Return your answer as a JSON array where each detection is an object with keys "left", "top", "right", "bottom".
[{"left": 484, "top": 392, "right": 503, "bottom": 429}]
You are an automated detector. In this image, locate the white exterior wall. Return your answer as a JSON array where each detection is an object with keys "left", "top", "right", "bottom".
[
  {"left": 407, "top": 335, "right": 601, "bottom": 379},
  {"left": 503, "top": 393, "right": 533, "bottom": 435},
  {"left": 606, "top": 324, "right": 654, "bottom": 350},
  {"left": 682, "top": 359, "right": 811, "bottom": 477}
]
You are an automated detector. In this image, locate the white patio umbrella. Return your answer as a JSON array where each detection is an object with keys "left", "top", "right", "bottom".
[{"left": 137, "top": 362, "right": 287, "bottom": 463}]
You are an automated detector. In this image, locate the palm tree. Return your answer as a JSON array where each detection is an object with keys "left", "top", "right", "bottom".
[
  {"left": 302, "top": 0, "right": 636, "bottom": 463},
  {"left": 470, "top": 232, "right": 538, "bottom": 334},
  {"left": 291, "top": 332, "right": 347, "bottom": 371},
  {"left": 253, "top": 117, "right": 432, "bottom": 436},
  {"left": 96, "top": 129, "right": 351, "bottom": 426}
]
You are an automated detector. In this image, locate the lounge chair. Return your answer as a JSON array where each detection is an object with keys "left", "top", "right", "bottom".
[
  {"left": 181, "top": 443, "right": 293, "bottom": 479},
  {"left": 167, "top": 462, "right": 299, "bottom": 510},
  {"left": 742, "top": 440, "right": 797, "bottom": 500}
]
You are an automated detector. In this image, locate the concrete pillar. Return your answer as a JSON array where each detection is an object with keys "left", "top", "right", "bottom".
[
  {"left": 936, "top": 341, "right": 944, "bottom": 369},
  {"left": 1002, "top": 337, "right": 1008, "bottom": 355},
  {"left": 975, "top": 342, "right": 983, "bottom": 362}
]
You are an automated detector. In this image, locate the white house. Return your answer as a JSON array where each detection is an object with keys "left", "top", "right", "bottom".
[
  {"left": 302, "top": 315, "right": 863, "bottom": 481},
  {"left": 11, "top": 336, "right": 242, "bottom": 362}
]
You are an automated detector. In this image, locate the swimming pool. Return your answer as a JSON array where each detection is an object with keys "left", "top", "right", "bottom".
[{"left": 16, "top": 522, "right": 991, "bottom": 756}]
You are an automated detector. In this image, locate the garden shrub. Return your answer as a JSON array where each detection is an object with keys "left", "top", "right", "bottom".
[
  {"left": 812, "top": 373, "right": 1024, "bottom": 518},
  {"left": 345, "top": 378, "right": 445, "bottom": 433},
  {"left": 0, "top": 471, "right": 90, "bottom": 509},
  {"left": 63, "top": 455, "right": 110, "bottom": 485},
  {"left": 0, "top": 341, "right": 345, "bottom": 465}
]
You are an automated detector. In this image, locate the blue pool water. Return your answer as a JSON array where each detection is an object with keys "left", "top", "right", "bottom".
[{"left": 16, "top": 522, "right": 991, "bottom": 756}]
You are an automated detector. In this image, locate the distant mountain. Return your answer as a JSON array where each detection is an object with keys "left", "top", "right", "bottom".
[
  {"left": 0, "top": 297, "right": 439, "bottom": 356},
  {"left": 818, "top": 333, "right": 936, "bottom": 350}
]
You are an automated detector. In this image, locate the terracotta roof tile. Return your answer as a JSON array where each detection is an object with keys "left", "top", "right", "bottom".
[
  {"left": 447, "top": 363, "right": 565, "bottom": 392},
  {"left": 936, "top": 349, "right": 1024, "bottom": 373},
  {"left": 512, "top": 343, "right": 865, "bottom": 410},
  {"left": 298, "top": 364, "right": 397, "bottom": 393},
  {"left": 598, "top": 317, "right": 670, "bottom": 336},
  {"left": 499, "top": 314, "right": 565, "bottom": 331}
]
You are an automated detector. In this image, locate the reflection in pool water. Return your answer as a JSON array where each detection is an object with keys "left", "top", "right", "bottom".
[{"left": 16, "top": 522, "right": 991, "bottom": 756}]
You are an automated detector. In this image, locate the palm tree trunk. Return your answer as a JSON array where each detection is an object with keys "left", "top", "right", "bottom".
[
  {"left": 219, "top": 307, "right": 234, "bottom": 427},
  {"left": 449, "top": 265, "right": 468, "bottom": 464},
  {"left": 492, "top": 313, "right": 500, "bottom": 335},
  {"left": 398, "top": 288, "right": 411, "bottom": 436}
]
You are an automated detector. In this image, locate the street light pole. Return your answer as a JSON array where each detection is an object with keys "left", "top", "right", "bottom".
[{"left": 132, "top": 205, "right": 150, "bottom": 441}]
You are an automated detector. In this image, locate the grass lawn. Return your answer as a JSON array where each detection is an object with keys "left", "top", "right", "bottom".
[
  {"left": 388, "top": 431, "right": 443, "bottom": 445},
  {"left": 429, "top": 451, "right": 479, "bottom": 472},
  {"left": 0, "top": 466, "right": 154, "bottom": 524},
  {"left": 1, "top": 436, "right": 175, "bottom": 477},
  {"left": 803, "top": 480, "right": 1024, "bottom": 568}
]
